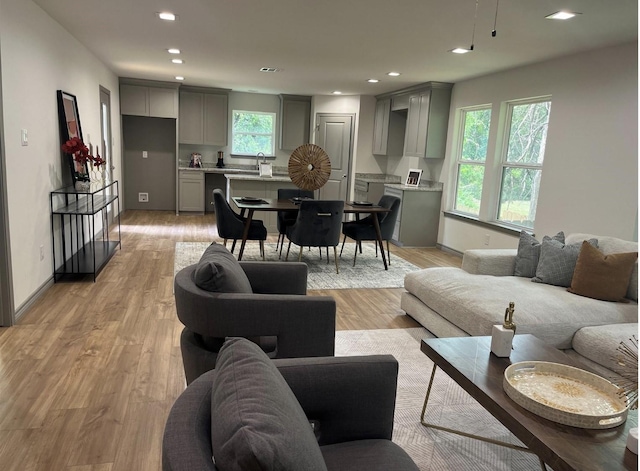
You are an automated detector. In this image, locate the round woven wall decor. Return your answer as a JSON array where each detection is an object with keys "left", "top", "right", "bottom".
[{"left": 288, "top": 144, "right": 331, "bottom": 191}]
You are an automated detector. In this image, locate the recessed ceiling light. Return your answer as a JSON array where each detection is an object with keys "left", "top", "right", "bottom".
[
  {"left": 546, "top": 11, "right": 579, "bottom": 20},
  {"left": 387, "top": 72, "right": 401, "bottom": 77},
  {"left": 450, "top": 47, "right": 472, "bottom": 54},
  {"left": 332, "top": 91, "right": 342, "bottom": 95},
  {"left": 172, "top": 59, "right": 184, "bottom": 64},
  {"left": 175, "top": 76, "right": 185, "bottom": 81},
  {"left": 158, "top": 12, "right": 176, "bottom": 21},
  {"left": 367, "top": 79, "right": 380, "bottom": 83},
  {"left": 168, "top": 48, "right": 181, "bottom": 54}
]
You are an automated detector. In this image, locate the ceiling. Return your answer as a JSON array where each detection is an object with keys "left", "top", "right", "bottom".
[{"left": 33, "top": 0, "right": 638, "bottom": 96}]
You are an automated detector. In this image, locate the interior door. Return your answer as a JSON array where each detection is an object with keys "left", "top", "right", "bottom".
[
  {"left": 100, "top": 87, "right": 113, "bottom": 185},
  {"left": 315, "top": 114, "right": 353, "bottom": 201}
]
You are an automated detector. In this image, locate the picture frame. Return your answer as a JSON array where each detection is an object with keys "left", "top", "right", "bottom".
[
  {"left": 57, "top": 90, "right": 88, "bottom": 182},
  {"left": 405, "top": 168, "right": 423, "bottom": 187}
]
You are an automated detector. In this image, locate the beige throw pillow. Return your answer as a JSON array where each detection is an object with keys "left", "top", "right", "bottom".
[{"left": 568, "top": 241, "right": 638, "bottom": 302}]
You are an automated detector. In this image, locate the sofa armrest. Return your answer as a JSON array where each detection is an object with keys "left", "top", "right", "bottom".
[
  {"left": 461, "top": 249, "right": 517, "bottom": 276},
  {"left": 162, "top": 371, "right": 217, "bottom": 471},
  {"left": 274, "top": 355, "right": 398, "bottom": 446},
  {"left": 240, "top": 261, "right": 307, "bottom": 295}
]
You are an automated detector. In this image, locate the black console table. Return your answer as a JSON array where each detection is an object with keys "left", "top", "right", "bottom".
[{"left": 50, "top": 181, "right": 121, "bottom": 282}]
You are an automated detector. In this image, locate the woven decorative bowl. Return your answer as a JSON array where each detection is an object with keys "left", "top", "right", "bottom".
[{"left": 504, "top": 361, "right": 629, "bottom": 429}]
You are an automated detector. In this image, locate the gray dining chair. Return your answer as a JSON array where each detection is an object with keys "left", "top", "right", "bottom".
[
  {"left": 212, "top": 189, "right": 267, "bottom": 258},
  {"left": 276, "top": 188, "right": 314, "bottom": 258},
  {"left": 340, "top": 195, "right": 401, "bottom": 266},
  {"left": 285, "top": 200, "right": 345, "bottom": 274}
]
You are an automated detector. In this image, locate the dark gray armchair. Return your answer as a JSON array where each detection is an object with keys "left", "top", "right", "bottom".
[
  {"left": 341, "top": 194, "right": 401, "bottom": 266},
  {"left": 286, "top": 200, "right": 345, "bottom": 273},
  {"left": 174, "top": 247, "right": 336, "bottom": 384},
  {"left": 162, "top": 340, "right": 419, "bottom": 471},
  {"left": 276, "top": 188, "right": 314, "bottom": 257}
]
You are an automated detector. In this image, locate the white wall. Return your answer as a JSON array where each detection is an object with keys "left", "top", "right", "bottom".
[
  {"left": 439, "top": 41, "right": 638, "bottom": 252},
  {"left": 1, "top": 0, "right": 121, "bottom": 310}
]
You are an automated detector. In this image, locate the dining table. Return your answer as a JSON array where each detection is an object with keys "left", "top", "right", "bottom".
[{"left": 231, "top": 197, "right": 392, "bottom": 269}]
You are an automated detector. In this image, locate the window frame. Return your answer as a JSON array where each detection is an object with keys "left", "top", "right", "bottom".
[
  {"left": 231, "top": 109, "right": 277, "bottom": 157},
  {"left": 452, "top": 105, "right": 492, "bottom": 217},
  {"left": 495, "top": 97, "right": 551, "bottom": 229}
]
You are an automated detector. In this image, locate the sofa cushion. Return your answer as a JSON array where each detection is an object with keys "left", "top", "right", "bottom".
[
  {"left": 572, "top": 323, "right": 638, "bottom": 374},
  {"left": 514, "top": 231, "right": 564, "bottom": 278},
  {"left": 210, "top": 338, "right": 327, "bottom": 471},
  {"left": 532, "top": 238, "right": 597, "bottom": 287},
  {"left": 194, "top": 242, "right": 252, "bottom": 293},
  {"left": 404, "top": 267, "right": 638, "bottom": 349},
  {"left": 568, "top": 241, "right": 638, "bottom": 302},
  {"left": 567, "top": 233, "right": 639, "bottom": 302}
]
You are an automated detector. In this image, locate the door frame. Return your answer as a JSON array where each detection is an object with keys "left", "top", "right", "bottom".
[
  {"left": 0, "top": 45, "right": 15, "bottom": 327},
  {"left": 314, "top": 112, "right": 356, "bottom": 201}
]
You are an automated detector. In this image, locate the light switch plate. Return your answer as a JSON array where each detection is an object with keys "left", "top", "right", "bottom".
[{"left": 21, "top": 129, "right": 28, "bottom": 146}]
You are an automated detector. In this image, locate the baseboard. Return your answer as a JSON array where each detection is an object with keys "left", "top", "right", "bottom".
[
  {"left": 14, "top": 276, "right": 54, "bottom": 322},
  {"left": 436, "top": 243, "right": 463, "bottom": 258}
]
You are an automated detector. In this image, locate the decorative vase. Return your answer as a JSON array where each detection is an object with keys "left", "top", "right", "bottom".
[{"left": 75, "top": 179, "right": 91, "bottom": 192}]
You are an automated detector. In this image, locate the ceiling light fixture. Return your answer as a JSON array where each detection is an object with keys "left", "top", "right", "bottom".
[
  {"left": 332, "top": 91, "right": 342, "bottom": 95},
  {"left": 387, "top": 72, "right": 401, "bottom": 77},
  {"left": 450, "top": 48, "right": 472, "bottom": 54},
  {"left": 367, "top": 79, "right": 379, "bottom": 83},
  {"left": 175, "top": 76, "right": 185, "bottom": 81},
  {"left": 172, "top": 59, "right": 184, "bottom": 64},
  {"left": 158, "top": 12, "right": 176, "bottom": 21},
  {"left": 450, "top": 0, "right": 478, "bottom": 53},
  {"left": 492, "top": 0, "right": 500, "bottom": 37},
  {"left": 259, "top": 67, "right": 280, "bottom": 72},
  {"left": 546, "top": 11, "right": 579, "bottom": 20},
  {"left": 168, "top": 48, "right": 181, "bottom": 54}
]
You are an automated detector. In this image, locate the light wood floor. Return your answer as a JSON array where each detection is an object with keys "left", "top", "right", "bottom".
[{"left": 0, "top": 210, "right": 461, "bottom": 471}]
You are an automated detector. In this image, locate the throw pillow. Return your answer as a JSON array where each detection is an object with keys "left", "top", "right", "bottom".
[
  {"left": 568, "top": 241, "right": 638, "bottom": 302},
  {"left": 532, "top": 237, "right": 598, "bottom": 287},
  {"left": 210, "top": 338, "right": 327, "bottom": 471},
  {"left": 193, "top": 242, "right": 252, "bottom": 293},
  {"left": 514, "top": 231, "right": 565, "bottom": 278}
]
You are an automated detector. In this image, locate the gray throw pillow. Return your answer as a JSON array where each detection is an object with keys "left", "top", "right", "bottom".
[
  {"left": 193, "top": 242, "right": 252, "bottom": 293},
  {"left": 532, "top": 237, "right": 598, "bottom": 287},
  {"left": 211, "top": 338, "right": 327, "bottom": 471},
  {"left": 514, "top": 230, "right": 565, "bottom": 278}
]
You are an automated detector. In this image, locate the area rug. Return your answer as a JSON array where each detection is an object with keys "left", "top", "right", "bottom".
[
  {"left": 174, "top": 241, "right": 420, "bottom": 290},
  {"left": 335, "top": 328, "right": 541, "bottom": 470}
]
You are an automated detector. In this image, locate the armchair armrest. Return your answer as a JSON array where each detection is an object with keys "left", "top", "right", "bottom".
[
  {"left": 274, "top": 355, "right": 398, "bottom": 446},
  {"left": 461, "top": 249, "right": 517, "bottom": 276},
  {"left": 240, "top": 261, "right": 307, "bottom": 295}
]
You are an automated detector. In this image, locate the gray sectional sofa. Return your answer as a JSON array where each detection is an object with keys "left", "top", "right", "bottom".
[{"left": 402, "top": 233, "right": 638, "bottom": 378}]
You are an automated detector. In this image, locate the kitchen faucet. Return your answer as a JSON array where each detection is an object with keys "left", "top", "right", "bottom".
[{"left": 255, "top": 152, "right": 266, "bottom": 170}]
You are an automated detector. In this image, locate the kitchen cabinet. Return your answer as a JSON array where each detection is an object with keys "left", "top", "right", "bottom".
[
  {"left": 354, "top": 180, "right": 385, "bottom": 204},
  {"left": 279, "top": 95, "right": 311, "bottom": 150},
  {"left": 384, "top": 186, "right": 442, "bottom": 247},
  {"left": 372, "top": 98, "right": 405, "bottom": 156},
  {"left": 179, "top": 88, "right": 229, "bottom": 146},
  {"left": 403, "top": 85, "right": 452, "bottom": 158},
  {"left": 179, "top": 171, "right": 205, "bottom": 212},
  {"left": 120, "top": 83, "right": 178, "bottom": 118}
]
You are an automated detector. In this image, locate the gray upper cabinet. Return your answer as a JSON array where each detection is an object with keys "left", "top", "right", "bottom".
[
  {"left": 120, "top": 82, "right": 178, "bottom": 118},
  {"left": 403, "top": 84, "right": 452, "bottom": 159},
  {"left": 179, "top": 88, "right": 229, "bottom": 146},
  {"left": 279, "top": 95, "right": 311, "bottom": 150},
  {"left": 372, "top": 98, "right": 406, "bottom": 157}
]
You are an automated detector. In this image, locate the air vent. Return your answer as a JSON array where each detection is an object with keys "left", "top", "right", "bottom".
[{"left": 259, "top": 67, "right": 280, "bottom": 73}]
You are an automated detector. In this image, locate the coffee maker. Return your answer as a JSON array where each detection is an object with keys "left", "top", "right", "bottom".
[{"left": 216, "top": 151, "right": 225, "bottom": 168}]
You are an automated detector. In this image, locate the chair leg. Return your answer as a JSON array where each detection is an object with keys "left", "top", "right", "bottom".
[
  {"left": 375, "top": 241, "right": 378, "bottom": 257},
  {"left": 386, "top": 240, "right": 391, "bottom": 265},
  {"left": 359, "top": 241, "right": 363, "bottom": 254},
  {"left": 276, "top": 233, "right": 281, "bottom": 251},
  {"left": 334, "top": 246, "right": 339, "bottom": 274},
  {"left": 285, "top": 241, "right": 292, "bottom": 261},
  {"left": 353, "top": 241, "right": 358, "bottom": 267},
  {"left": 279, "top": 236, "right": 285, "bottom": 259},
  {"left": 260, "top": 240, "right": 265, "bottom": 261},
  {"left": 298, "top": 246, "right": 303, "bottom": 262},
  {"left": 318, "top": 247, "right": 322, "bottom": 260},
  {"left": 326, "top": 247, "right": 329, "bottom": 264},
  {"left": 231, "top": 239, "right": 237, "bottom": 253},
  {"left": 223, "top": 238, "right": 228, "bottom": 248},
  {"left": 340, "top": 234, "right": 347, "bottom": 256}
]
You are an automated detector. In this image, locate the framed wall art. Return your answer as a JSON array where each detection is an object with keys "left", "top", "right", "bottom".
[
  {"left": 405, "top": 168, "right": 423, "bottom": 187},
  {"left": 57, "top": 90, "right": 88, "bottom": 182}
]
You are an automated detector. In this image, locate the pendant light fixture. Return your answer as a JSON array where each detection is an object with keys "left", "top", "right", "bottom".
[{"left": 492, "top": 0, "right": 500, "bottom": 37}]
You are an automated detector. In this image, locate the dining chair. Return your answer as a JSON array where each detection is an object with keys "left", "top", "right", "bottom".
[
  {"left": 340, "top": 195, "right": 401, "bottom": 266},
  {"left": 276, "top": 188, "right": 314, "bottom": 258},
  {"left": 285, "top": 200, "right": 345, "bottom": 274},
  {"left": 212, "top": 189, "right": 267, "bottom": 259}
]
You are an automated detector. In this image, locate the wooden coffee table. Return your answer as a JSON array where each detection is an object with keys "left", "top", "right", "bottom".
[{"left": 420, "top": 334, "right": 638, "bottom": 471}]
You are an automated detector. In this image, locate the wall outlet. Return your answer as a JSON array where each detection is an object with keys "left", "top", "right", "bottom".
[
  {"left": 484, "top": 234, "right": 490, "bottom": 246},
  {"left": 39, "top": 245, "right": 44, "bottom": 261},
  {"left": 142, "top": 150, "right": 148, "bottom": 158},
  {"left": 138, "top": 192, "right": 149, "bottom": 202}
]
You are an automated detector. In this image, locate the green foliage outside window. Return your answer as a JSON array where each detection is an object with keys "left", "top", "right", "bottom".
[
  {"left": 454, "top": 108, "right": 491, "bottom": 215},
  {"left": 232, "top": 111, "right": 275, "bottom": 156}
]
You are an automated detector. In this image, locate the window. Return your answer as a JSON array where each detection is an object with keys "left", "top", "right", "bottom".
[
  {"left": 231, "top": 110, "right": 276, "bottom": 156},
  {"left": 453, "top": 107, "right": 492, "bottom": 215},
  {"left": 497, "top": 99, "right": 551, "bottom": 228}
]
